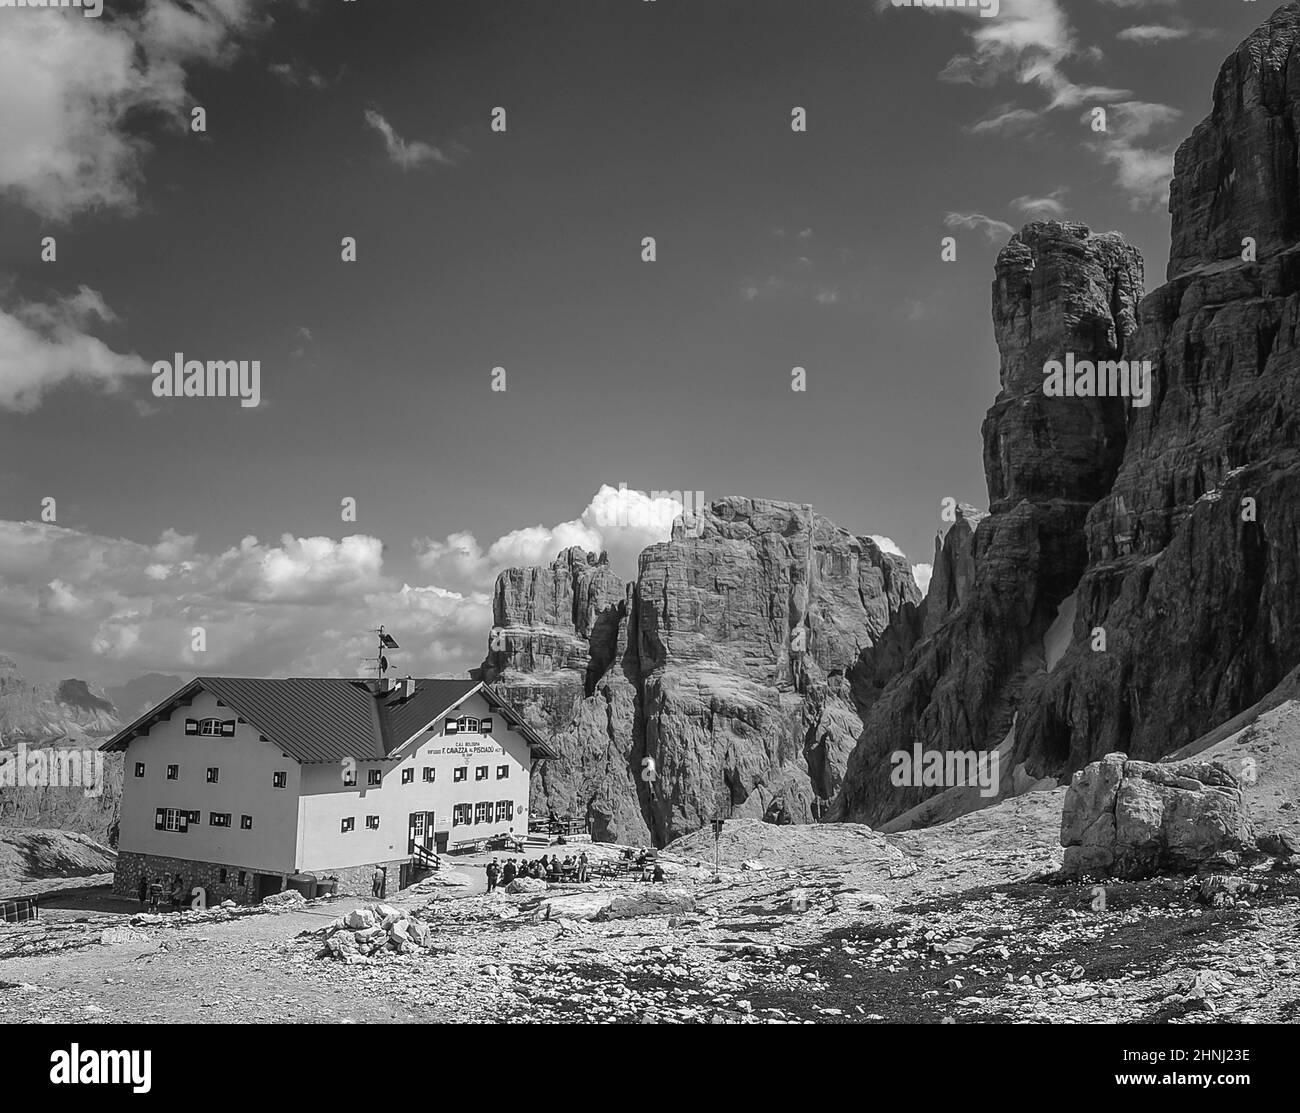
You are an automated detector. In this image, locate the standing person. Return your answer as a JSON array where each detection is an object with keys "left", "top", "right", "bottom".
[
  {"left": 371, "top": 864, "right": 386, "bottom": 899},
  {"left": 502, "top": 859, "right": 517, "bottom": 886},
  {"left": 169, "top": 874, "right": 185, "bottom": 912},
  {"left": 148, "top": 878, "right": 162, "bottom": 913},
  {"left": 486, "top": 859, "right": 500, "bottom": 893},
  {"left": 137, "top": 872, "right": 149, "bottom": 908},
  {"left": 578, "top": 851, "right": 590, "bottom": 882}
]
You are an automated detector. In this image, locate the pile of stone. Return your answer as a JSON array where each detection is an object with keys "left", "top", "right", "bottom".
[{"left": 312, "top": 903, "right": 433, "bottom": 963}]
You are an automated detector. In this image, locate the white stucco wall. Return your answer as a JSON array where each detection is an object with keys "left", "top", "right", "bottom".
[
  {"left": 116, "top": 689, "right": 301, "bottom": 873},
  {"left": 295, "top": 691, "right": 532, "bottom": 871}
]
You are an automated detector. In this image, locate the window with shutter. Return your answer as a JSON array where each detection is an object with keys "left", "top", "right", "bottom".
[
  {"left": 155, "top": 808, "right": 165, "bottom": 830},
  {"left": 184, "top": 719, "right": 199, "bottom": 735}
]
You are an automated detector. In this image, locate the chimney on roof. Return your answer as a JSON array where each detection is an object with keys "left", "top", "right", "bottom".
[{"left": 400, "top": 676, "right": 416, "bottom": 700}]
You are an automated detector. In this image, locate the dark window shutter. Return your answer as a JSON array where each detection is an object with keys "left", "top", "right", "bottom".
[
  {"left": 482, "top": 717, "right": 493, "bottom": 733},
  {"left": 221, "top": 720, "right": 236, "bottom": 737},
  {"left": 178, "top": 814, "right": 188, "bottom": 833},
  {"left": 445, "top": 718, "right": 459, "bottom": 734},
  {"left": 185, "top": 719, "right": 199, "bottom": 735},
  {"left": 155, "top": 809, "right": 165, "bottom": 830}
]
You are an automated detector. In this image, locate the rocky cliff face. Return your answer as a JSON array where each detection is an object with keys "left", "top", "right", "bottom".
[
  {"left": 840, "top": 4, "right": 1300, "bottom": 826},
  {"left": 839, "top": 223, "right": 1145, "bottom": 824},
  {"left": 479, "top": 499, "right": 920, "bottom": 844},
  {"left": 0, "top": 655, "right": 122, "bottom": 743}
]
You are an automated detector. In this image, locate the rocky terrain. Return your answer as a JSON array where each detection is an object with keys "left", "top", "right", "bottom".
[
  {"left": 835, "top": 5, "right": 1300, "bottom": 828},
  {"left": 477, "top": 502, "right": 921, "bottom": 844},
  {"left": 0, "top": 656, "right": 124, "bottom": 843},
  {"left": 488, "top": 9, "right": 1300, "bottom": 844}
]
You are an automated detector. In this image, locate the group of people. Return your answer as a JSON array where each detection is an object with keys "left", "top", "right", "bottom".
[
  {"left": 484, "top": 849, "right": 666, "bottom": 891},
  {"left": 136, "top": 872, "right": 188, "bottom": 913},
  {"left": 485, "top": 852, "right": 591, "bottom": 890}
]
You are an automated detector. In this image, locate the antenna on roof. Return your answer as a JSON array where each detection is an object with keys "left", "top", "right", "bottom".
[{"left": 362, "top": 625, "right": 400, "bottom": 678}]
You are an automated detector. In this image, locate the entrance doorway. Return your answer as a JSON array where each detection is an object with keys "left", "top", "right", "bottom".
[{"left": 408, "top": 811, "right": 435, "bottom": 853}]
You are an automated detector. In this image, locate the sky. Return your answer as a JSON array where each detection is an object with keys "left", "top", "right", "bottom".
[{"left": 0, "top": 0, "right": 1276, "bottom": 688}]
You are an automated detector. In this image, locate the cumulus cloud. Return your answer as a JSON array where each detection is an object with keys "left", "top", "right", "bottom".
[
  {"left": 0, "top": 486, "right": 703, "bottom": 684},
  {"left": 0, "top": 286, "right": 151, "bottom": 412},
  {"left": 363, "top": 109, "right": 461, "bottom": 170},
  {"left": 911, "top": 563, "right": 933, "bottom": 596},
  {"left": 0, "top": 520, "right": 491, "bottom": 683},
  {"left": 0, "top": 0, "right": 281, "bottom": 221},
  {"left": 415, "top": 484, "right": 687, "bottom": 591}
]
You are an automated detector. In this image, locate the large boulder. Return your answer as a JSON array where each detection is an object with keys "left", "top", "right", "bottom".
[{"left": 1061, "top": 754, "right": 1254, "bottom": 877}]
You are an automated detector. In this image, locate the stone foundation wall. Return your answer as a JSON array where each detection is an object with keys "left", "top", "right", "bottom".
[
  {"left": 114, "top": 851, "right": 419, "bottom": 906},
  {"left": 324, "top": 858, "right": 411, "bottom": 900},
  {"left": 113, "top": 851, "right": 269, "bottom": 907}
]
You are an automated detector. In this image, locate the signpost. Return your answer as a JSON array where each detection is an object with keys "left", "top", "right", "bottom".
[{"left": 711, "top": 818, "right": 724, "bottom": 880}]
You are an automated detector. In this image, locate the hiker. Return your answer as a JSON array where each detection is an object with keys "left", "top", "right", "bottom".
[
  {"left": 653, "top": 862, "right": 665, "bottom": 884},
  {"left": 578, "top": 851, "right": 590, "bottom": 882},
  {"left": 137, "top": 872, "right": 149, "bottom": 908},
  {"left": 502, "top": 859, "right": 517, "bottom": 886},
  {"left": 148, "top": 879, "right": 163, "bottom": 913},
  {"left": 371, "top": 864, "right": 386, "bottom": 899},
  {"left": 169, "top": 874, "right": 185, "bottom": 912},
  {"left": 486, "top": 859, "right": 500, "bottom": 893}
]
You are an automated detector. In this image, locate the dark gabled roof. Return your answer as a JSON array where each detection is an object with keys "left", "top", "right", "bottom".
[
  {"left": 381, "top": 679, "right": 480, "bottom": 746},
  {"left": 100, "top": 676, "right": 558, "bottom": 763}
]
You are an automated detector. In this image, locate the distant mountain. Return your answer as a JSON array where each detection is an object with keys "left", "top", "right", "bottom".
[
  {"left": 0, "top": 655, "right": 122, "bottom": 743},
  {"left": 106, "top": 672, "right": 185, "bottom": 721}
]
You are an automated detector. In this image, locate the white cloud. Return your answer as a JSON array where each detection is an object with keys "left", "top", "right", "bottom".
[
  {"left": 944, "top": 212, "right": 1015, "bottom": 244},
  {"left": 1010, "top": 188, "right": 1068, "bottom": 219},
  {"left": 0, "top": 286, "right": 151, "bottom": 412},
  {"left": 0, "top": 1, "right": 276, "bottom": 221},
  {"left": 1089, "top": 101, "right": 1182, "bottom": 210},
  {"left": 0, "top": 519, "right": 491, "bottom": 683},
  {"left": 1117, "top": 25, "right": 1190, "bottom": 45},
  {"left": 415, "top": 484, "right": 685, "bottom": 591},
  {"left": 363, "top": 109, "right": 460, "bottom": 170},
  {"left": 869, "top": 535, "right": 905, "bottom": 558},
  {"left": 912, "top": 563, "right": 933, "bottom": 596}
]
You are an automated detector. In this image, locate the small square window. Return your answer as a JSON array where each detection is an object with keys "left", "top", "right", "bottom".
[
  {"left": 134, "top": 762, "right": 145, "bottom": 778},
  {"left": 496, "top": 764, "right": 509, "bottom": 780},
  {"left": 206, "top": 767, "right": 219, "bottom": 784},
  {"left": 210, "top": 812, "right": 231, "bottom": 827},
  {"left": 240, "top": 814, "right": 252, "bottom": 830},
  {"left": 272, "top": 771, "right": 287, "bottom": 789},
  {"left": 366, "top": 815, "right": 380, "bottom": 830},
  {"left": 422, "top": 767, "right": 435, "bottom": 783},
  {"left": 341, "top": 817, "right": 355, "bottom": 834},
  {"left": 367, "top": 769, "right": 382, "bottom": 786},
  {"left": 454, "top": 767, "right": 467, "bottom": 782},
  {"left": 343, "top": 768, "right": 357, "bottom": 787},
  {"left": 475, "top": 766, "right": 488, "bottom": 781},
  {"left": 166, "top": 764, "right": 179, "bottom": 780},
  {"left": 401, "top": 768, "right": 414, "bottom": 785}
]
